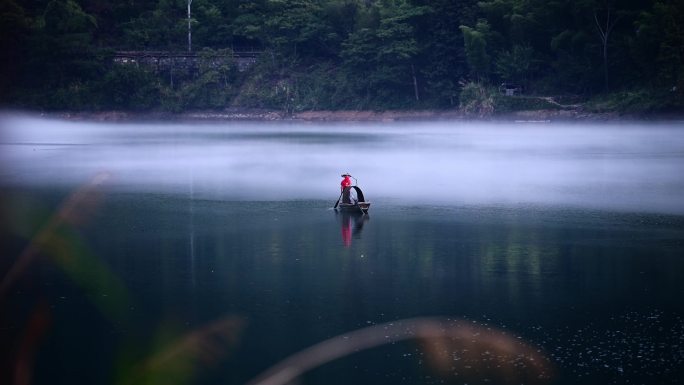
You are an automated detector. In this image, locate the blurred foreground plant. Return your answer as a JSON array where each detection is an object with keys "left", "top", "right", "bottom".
[{"left": 247, "top": 317, "right": 554, "bottom": 385}]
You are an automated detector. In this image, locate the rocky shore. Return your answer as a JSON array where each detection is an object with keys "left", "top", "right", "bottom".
[{"left": 32, "top": 107, "right": 639, "bottom": 123}]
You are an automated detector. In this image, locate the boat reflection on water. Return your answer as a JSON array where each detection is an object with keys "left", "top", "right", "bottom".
[{"left": 337, "top": 211, "right": 368, "bottom": 247}]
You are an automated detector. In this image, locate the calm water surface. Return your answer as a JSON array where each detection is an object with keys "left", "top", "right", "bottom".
[{"left": 1, "top": 115, "right": 684, "bottom": 385}]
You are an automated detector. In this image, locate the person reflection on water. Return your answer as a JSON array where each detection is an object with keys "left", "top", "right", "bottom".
[
  {"left": 339, "top": 212, "right": 368, "bottom": 248},
  {"left": 341, "top": 214, "right": 352, "bottom": 247}
]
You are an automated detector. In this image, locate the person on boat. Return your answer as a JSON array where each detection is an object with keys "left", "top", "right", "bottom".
[
  {"left": 340, "top": 173, "right": 352, "bottom": 191},
  {"left": 340, "top": 173, "right": 353, "bottom": 204}
]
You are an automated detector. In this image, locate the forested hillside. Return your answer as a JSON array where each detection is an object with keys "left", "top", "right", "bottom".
[{"left": 1, "top": 0, "right": 682, "bottom": 113}]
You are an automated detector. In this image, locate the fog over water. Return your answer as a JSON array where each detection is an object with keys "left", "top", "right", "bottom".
[{"left": 2, "top": 113, "right": 684, "bottom": 213}]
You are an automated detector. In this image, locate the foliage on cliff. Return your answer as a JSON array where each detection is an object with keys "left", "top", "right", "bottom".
[{"left": 1, "top": 0, "right": 682, "bottom": 113}]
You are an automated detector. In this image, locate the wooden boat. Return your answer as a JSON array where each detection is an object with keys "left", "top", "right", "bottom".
[
  {"left": 335, "top": 186, "right": 371, "bottom": 214},
  {"left": 337, "top": 201, "right": 371, "bottom": 214}
]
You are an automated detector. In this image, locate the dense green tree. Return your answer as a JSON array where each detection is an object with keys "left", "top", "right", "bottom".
[
  {"left": 263, "top": 0, "right": 328, "bottom": 56},
  {"left": 192, "top": 1, "right": 232, "bottom": 48},
  {"left": 0, "top": 0, "right": 30, "bottom": 100},
  {"left": 412, "top": 0, "right": 478, "bottom": 106},
  {"left": 120, "top": 0, "right": 186, "bottom": 49},
  {"left": 340, "top": 0, "right": 429, "bottom": 106},
  {"left": 23, "top": 0, "right": 100, "bottom": 94},
  {"left": 98, "top": 65, "right": 161, "bottom": 110},
  {"left": 230, "top": 0, "right": 268, "bottom": 48},
  {"left": 469, "top": 0, "right": 653, "bottom": 93},
  {"left": 494, "top": 44, "right": 534, "bottom": 85},
  {"left": 459, "top": 20, "right": 491, "bottom": 82},
  {"left": 547, "top": 4, "right": 600, "bottom": 92},
  {"left": 633, "top": 1, "right": 684, "bottom": 93},
  {"left": 318, "top": 0, "right": 362, "bottom": 55},
  {"left": 586, "top": 0, "right": 629, "bottom": 90}
]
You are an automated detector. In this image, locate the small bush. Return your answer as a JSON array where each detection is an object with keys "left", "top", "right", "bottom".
[{"left": 459, "top": 82, "right": 494, "bottom": 117}]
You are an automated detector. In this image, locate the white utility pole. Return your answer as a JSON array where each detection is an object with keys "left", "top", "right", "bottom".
[{"left": 187, "top": 0, "right": 193, "bottom": 52}]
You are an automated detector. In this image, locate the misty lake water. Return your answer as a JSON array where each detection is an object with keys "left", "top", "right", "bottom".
[{"left": 1, "top": 114, "right": 684, "bottom": 385}]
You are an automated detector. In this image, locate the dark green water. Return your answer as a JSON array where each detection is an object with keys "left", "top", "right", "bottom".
[
  {"left": 2, "top": 189, "right": 684, "bottom": 385},
  {"left": 2, "top": 117, "right": 684, "bottom": 384}
]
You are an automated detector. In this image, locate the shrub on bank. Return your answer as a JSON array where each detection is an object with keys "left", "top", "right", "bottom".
[
  {"left": 459, "top": 82, "right": 494, "bottom": 117},
  {"left": 586, "top": 88, "right": 684, "bottom": 114}
]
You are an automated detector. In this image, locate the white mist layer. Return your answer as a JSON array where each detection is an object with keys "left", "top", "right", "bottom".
[{"left": 2, "top": 114, "right": 684, "bottom": 213}]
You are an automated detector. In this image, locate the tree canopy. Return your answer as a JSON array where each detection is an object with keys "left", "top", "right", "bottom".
[{"left": 1, "top": 0, "right": 681, "bottom": 112}]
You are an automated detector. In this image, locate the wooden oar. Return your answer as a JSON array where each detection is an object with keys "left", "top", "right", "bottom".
[{"left": 333, "top": 192, "right": 343, "bottom": 209}]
